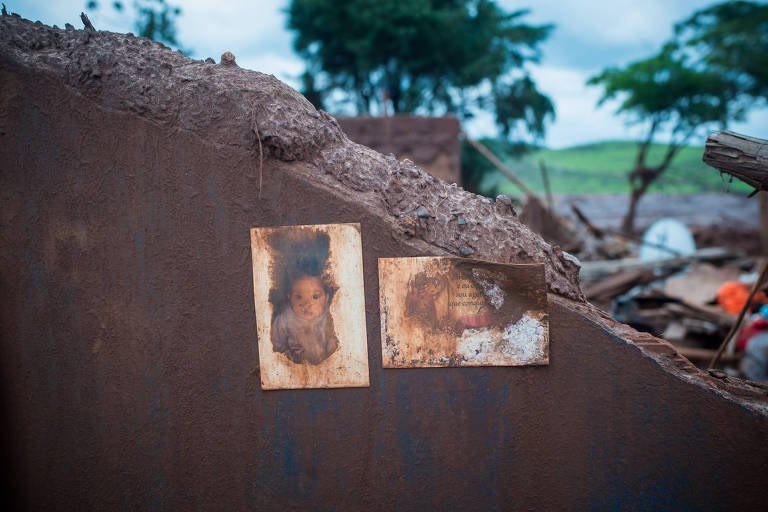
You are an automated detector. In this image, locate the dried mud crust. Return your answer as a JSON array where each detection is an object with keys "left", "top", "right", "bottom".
[{"left": 0, "top": 14, "right": 583, "bottom": 301}]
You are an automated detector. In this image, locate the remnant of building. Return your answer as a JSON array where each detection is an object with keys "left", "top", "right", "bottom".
[
  {"left": 1, "top": 15, "right": 768, "bottom": 511},
  {"left": 336, "top": 115, "right": 462, "bottom": 185}
]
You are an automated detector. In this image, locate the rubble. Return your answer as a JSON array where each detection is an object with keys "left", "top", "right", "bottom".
[{"left": 561, "top": 201, "right": 767, "bottom": 378}]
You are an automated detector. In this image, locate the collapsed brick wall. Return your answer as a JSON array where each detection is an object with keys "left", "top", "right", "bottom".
[
  {"left": 335, "top": 115, "right": 462, "bottom": 185},
  {"left": 1, "top": 15, "right": 767, "bottom": 511}
]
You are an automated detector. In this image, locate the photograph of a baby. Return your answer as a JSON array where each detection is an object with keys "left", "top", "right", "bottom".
[
  {"left": 251, "top": 223, "right": 369, "bottom": 390},
  {"left": 268, "top": 229, "right": 339, "bottom": 365},
  {"left": 270, "top": 259, "right": 339, "bottom": 364}
]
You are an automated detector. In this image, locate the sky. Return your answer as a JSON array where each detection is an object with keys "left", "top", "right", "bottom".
[{"left": 10, "top": 0, "right": 768, "bottom": 149}]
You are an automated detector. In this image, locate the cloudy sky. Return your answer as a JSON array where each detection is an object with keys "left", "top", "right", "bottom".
[{"left": 12, "top": 0, "right": 768, "bottom": 148}]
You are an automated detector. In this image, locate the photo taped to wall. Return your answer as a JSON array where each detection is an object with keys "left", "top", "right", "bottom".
[{"left": 250, "top": 223, "right": 369, "bottom": 389}]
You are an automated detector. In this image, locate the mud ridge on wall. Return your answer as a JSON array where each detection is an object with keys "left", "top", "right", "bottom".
[
  {"left": 313, "top": 143, "right": 583, "bottom": 299},
  {"left": 0, "top": 14, "right": 583, "bottom": 301}
]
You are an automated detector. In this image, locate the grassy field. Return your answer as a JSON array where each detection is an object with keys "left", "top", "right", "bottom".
[{"left": 482, "top": 140, "right": 750, "bottom": 196}]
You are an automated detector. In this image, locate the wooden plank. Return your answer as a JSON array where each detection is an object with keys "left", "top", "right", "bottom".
[
  {"left": 664, "top": 301, "right": 735, "bottom": 329},
  {"left": 663, "top": 263, "right": 741, "bottom": 306},
  {"left": 584, "top": 268, "right": 654, "bottom": 303},
  {"left": 579, "top": 247, "right": 739, "bottom": 286}
]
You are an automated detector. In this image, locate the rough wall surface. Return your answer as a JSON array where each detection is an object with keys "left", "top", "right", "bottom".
[
  {"left": 1, "top": 16, "right": 768, "bottom": 511},
  {"left": 335, "top": 116, "right": 462, "bottom": 185}
]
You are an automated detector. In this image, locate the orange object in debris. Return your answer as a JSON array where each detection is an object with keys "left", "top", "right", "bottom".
[{"left": 716, "top": 281, "right": 768, "bottom": 314}]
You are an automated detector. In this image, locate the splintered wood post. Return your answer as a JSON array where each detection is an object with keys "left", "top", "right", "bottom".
[
  {"left": 570, "top": 202, "right": 605, "bottom": 238},
  {"left": 461, "top": 133, "right": 537, "bottom": 199},
  {"left": 702, "top": 131, "right": 768, "bottom": 192},
  {"left": 760, "top": 191, "right": 768, "bottom": 255},
  {"left": 539, "top": 160, "right": 554, "bottom": 210}
]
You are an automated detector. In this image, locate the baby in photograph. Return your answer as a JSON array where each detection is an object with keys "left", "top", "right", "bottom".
[{"left": 271, "top": 274, "right": 339, "bottom": 365}]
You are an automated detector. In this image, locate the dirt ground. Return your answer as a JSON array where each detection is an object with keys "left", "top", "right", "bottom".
[
  {"left": 553, "top": 192, "right": 760, "bottom": 231},
  {"left": 548, "top": 192, "right": 763, "bottom": 257}
]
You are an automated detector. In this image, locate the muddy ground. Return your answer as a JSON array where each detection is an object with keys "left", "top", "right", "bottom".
[
  {"left": 546, "top": 192, "right": 763, "bottom": 257},
  {"left": 552, "top": 192, "right": 759, "bottom": 231}
]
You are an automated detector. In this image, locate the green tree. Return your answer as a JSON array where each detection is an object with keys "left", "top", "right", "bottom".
[
  {"left": 287, "top": 0, "right": 554, "bottom": 143},
  {"left": 299, "top": 70, "right": 325, "bottom": 111},
  {"left": 588, "top": 1, "right": 768, "bottom": 234},
  {"left": 85, "top": 0, "right": 187, "bottom": 52},
  {"left": 675, "top": 1, "right": 768, "bottom": 100}
]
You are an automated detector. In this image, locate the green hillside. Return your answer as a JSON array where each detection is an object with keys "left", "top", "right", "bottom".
[{"left": 481, "top": 140, "right": 750, "bottom": 196}]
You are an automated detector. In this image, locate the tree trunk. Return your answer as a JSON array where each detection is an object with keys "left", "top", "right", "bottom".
[
  {"left": 702, "top": 131, "right": 768, "bottom": 192},
  {"left": 622, "top": 141, "right": 681, "bottom": 235},
  {"left": 621, "top": 187, "right": 643, "bottom": 235},
  {"left": 388, "top": 81, "right": 401, "bottom": 114}
]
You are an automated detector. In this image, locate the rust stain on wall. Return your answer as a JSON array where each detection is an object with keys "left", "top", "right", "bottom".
[
  {"left": 379, "top": 257, "right": 548, "bottom": 367},
  {"left": 251, "top": 223, "right": 369, "bottom": 389}
]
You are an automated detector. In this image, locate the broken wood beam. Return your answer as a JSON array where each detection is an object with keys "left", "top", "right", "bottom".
[
  {"left": 460, "top": 133, "right": 538, "bottom": 198},
  {"left": 539, "top": 160, "right": 554, "bottom": 210},
  {"left": 579, "top": 247, "right": 740, "bottom": 286},
  {"left": 664, "top": 302, "right": 735, "bottom": 329},
  {"left": 584, "top": 268, "right": 656, "bottom": 303},
  {"left": 702, "top": 131, "right": 768, "bottom": 192},
  {"left": 570, "top": 202, "right": 685, "bottom": 257},
  {"left": 571, "top": 202, "right": 605, "bottom": 238}
]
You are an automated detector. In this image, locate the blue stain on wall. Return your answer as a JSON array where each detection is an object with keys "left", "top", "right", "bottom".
[
  {"left": 133, "top": 228, "right": 145, "bottom": 255},
  {"left": 588, "top": 449, "right": 696, "bottom": 511},
  {"left": 250, "top": 393, "right": 319, "bottom": 506},
  {"left": 23, "top": 250, "right": 44, "bottom": 290},
  {"left": 210, "top": 374, "right": 231, "bottom": 400},
  {"left": 392, "top": 375, "right": 435, "bottom": 506},
  {"left": 584, "top": 386, "right": 707, "bottom": 512},
  {"left": 131, "top": 364, "right": 174, "bottom": 511},
  {"left": 305, "top": 394, "right": 330, "bottom": 418}
]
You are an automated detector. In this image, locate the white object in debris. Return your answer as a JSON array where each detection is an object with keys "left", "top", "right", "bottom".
[{"left": 638, "top": 218, "right": 696, "bottom": 261}]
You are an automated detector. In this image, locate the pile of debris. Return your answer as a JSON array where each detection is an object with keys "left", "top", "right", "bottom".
[
  {"left": 469, "top": 132, "right": 768, "bottom": 380},
  {"left": 584, "top": 252, "right": 765, "bottom": 373},
  {"left": 542, "top": 201, "right": 766, "bottom": 379}
]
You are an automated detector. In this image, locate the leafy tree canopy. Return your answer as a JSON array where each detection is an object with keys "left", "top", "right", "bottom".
[
  {"left": 675, "top": 0, "right": 768, "bottom": 100},
  {"left": 287, "top": 0, "right": 554, "bottom": 141},
  {"left": 587, "top": 0, "right": 768, "bottom": 233},
  {"left": 588, "top": 43, "right": 738, "bottom": 145}
]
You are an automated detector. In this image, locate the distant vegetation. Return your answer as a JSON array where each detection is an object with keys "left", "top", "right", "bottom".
[
  {"left": 288, "top": 0, "right": 554, "bottom": 142},
  {"left": 586, "top": 1, "right": 767, "bottom": 232},
  {"left": 480, "top": 140, "right": 751, "bottom": 196}
]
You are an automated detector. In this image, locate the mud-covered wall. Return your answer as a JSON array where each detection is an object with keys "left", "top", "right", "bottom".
[{"left": 2, "top": 16, "right": 768, "bottom": 511}]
